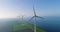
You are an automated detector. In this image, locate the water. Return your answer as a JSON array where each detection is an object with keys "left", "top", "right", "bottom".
[
  {"left": 0, "top": 18, "right": 18, "bottom": 32},
  {"left": 26, "top": 16, "right": 60, "bottom": 32},
  {"left": 0, "top": 17, "right": 60, "bottom": 32},
  {"left": 36, "top": 16, "right": 60, "bottom": 32}
]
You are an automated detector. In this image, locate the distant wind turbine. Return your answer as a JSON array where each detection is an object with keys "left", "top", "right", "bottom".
[{"left": 29, "top": 6, "right": 44, "bottom": 32}]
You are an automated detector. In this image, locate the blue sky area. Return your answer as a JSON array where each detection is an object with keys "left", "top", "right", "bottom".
[{"left": 0, "top": 0, "right": 60, "bottom": 18}]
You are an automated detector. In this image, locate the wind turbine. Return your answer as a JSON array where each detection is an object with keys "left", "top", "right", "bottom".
[{"left": 29, "top": 6, "right": 44, "bottom": 32}]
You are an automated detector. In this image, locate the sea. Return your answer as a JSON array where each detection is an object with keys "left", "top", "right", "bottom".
[
  {"left": 0, "top": 16, "right": 60, "bottom": 32},
  {"left": 27, "top": 16, "right": 60, "bottom": 32},
  {"left": 37, "top": 16, "right": 60, "bottom": 32}
]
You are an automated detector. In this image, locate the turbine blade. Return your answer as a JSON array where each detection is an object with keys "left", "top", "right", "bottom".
[
  {"left": 33, "top": 6, "right": 36, "bottom": 16},
  {"left": 29, "top": 16, "right": 35, "bottom": 21},
  {"left": 36, "top": 16, "right": 44, "bottom": 19}
]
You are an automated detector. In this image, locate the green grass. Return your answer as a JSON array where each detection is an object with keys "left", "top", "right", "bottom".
[
  {"left": 21, "top": 20, "right": 46, "bottom": 32},
  {"left": 13, "top": 20, "right": 46, "bottom": 32},
  {"left": 13, "top": 22, "right": 29, "bottom": 32}
]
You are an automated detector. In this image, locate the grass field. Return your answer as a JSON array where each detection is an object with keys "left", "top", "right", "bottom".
[{"left": 13, "top": 19, "right": 46, "bottom": 32}]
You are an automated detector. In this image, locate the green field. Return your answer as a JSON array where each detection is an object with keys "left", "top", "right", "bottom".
[{"left": 13, "top": 20, "right": 46, "bottom": 32}]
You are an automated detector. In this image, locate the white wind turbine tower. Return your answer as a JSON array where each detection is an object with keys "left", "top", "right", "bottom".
[{"left": 29, "top": 6, "right": 44, "bottom": 32}]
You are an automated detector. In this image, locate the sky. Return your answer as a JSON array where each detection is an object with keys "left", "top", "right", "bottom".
[{"left": 0, "top": 0, "right": 60, "bottom": 18}]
